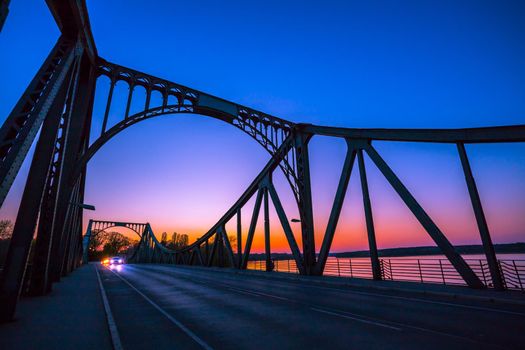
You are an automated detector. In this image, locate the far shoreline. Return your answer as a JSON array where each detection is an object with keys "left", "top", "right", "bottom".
[{"left": 247, "top": 242, "right": 525, "bottom": 260}]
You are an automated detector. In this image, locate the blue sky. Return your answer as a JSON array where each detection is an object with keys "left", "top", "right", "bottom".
[{"left": 0, "top": 1, "right": 524, "bottom": 251}]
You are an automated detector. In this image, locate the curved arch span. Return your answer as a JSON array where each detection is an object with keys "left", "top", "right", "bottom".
[
  {"left": 73, "top": 105, "right": 301, "bottom": 203},
  {"left": 80, "top": 105, "right": 278, "bottom": 171},
  {"left": 93, "top": 224, "right": 143, "bottom": 239}
]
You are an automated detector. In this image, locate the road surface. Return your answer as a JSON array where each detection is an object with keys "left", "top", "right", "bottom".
[{"left": 97, "top": 264, "right": 525, "bottom": 350}]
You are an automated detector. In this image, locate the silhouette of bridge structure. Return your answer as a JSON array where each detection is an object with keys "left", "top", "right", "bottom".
[{"left": 0, "top": 0, "right": 524, "bottom": 324}]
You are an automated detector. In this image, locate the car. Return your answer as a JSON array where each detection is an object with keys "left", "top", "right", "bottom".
[{"left": 109, "top": 256, "right": 124, "bottom": 265}]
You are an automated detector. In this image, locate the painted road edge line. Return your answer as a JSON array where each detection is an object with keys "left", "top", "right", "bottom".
[
  {"left": 310, "top": 307, "right": 402, "bottom": 331},
  {"left": 95, "top": 265, "right": 124, "bottom": 350},
  {"left": 108, "top": 268, "right": 213, "bottom": 350}
]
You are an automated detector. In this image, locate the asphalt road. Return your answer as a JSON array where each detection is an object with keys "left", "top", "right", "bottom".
[{"left": 97, "top": 264, "right": 525, "bottom": 350}]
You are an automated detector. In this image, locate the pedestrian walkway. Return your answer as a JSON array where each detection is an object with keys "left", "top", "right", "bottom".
[{"left": 0, "top": 264, "right": 112, "bottom": 350}]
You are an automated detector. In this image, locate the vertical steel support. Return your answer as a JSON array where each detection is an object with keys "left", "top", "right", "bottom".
[
  {"left": 0, "top": 0, "right": 9, "bottom": 32},
  {"left": 241, "top": 189, "right": 264, "bottom": 269},
  {"left": 357, "top": 148, "right": 381, "bottom": 280},
  {"left": 294, "top": 130, "right": 315, "bottom": 275},
  {"left": 62, "top": 182, "right": 81, "bottom": 274},
  {"left": 204, "top": 239, "right": 209, "bottom": 263},
  {"left": 267, "top": 182, "right": 305, "bottom": 274},
  {"left": 71, "top": 169, "right": 89, "bottom": 269},
  {"left": 263, "top": 187, "right": 272, "bottom": 271},
  {"left": 124, "top": 84, "right": 134, "bottom": 119},
  {"left": 0, "top": 60, "right": 75, "bottom": 321},
  {"left": 236, "top": 208, "right": 242, "bottom": 268},
  {"left": 48, "top": 54, "right": 97, "bottom": 282},
  {"left": 195, "top": 246, "right": 204, "bottom": 266},
  {"left": 457, "top": 143, "right": 504, "bottom": 290},
  {"left": 144, "top": 88, "right": 151, "bottom": 111},
  {"left": 29, "top": 48, "right": 86, "bottom": 295},
  {"left": 364, "top": 144, "right": 484, "bottom": 288},
  {"left": 101, "top": 78, "right": 115, "bottom": 135},
  {"left": 316, "top": 141, "right": 356, "bottom": 275},
  {"left": 208, "top": 233, "right": 220, "bottom": 267},
  {"left": 219, "top": 225, "right": 236, "bottom": 268}
]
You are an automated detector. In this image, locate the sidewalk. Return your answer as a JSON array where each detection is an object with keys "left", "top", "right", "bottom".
[
  {"left": 170, "top": 264, "right": 525, "bottom": 306},
  {"left": 0, "top": 264, "right": 112, "bottom": 350}
]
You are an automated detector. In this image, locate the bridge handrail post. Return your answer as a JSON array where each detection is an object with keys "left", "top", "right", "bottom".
[
  {"left": 480, "top": 260, "right": 487, "bottom": 286},
  {"left": 513, "top": 260, "right": 522, "bottom": 291},
  {"left": 418, "top": 259, "right": 423, "bottom": 282},
  {"left": 439, "top": 259, "right": 446, "bottom": 285}
]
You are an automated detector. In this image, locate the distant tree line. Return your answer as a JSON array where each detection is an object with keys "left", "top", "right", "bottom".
[
  {"left": 158, "top": 232, "right": 237, "bottom": 250},
  {"left": 160, "top": 232, "right": 189, "bottom": 250},
  {"left": 0, "top": 219, "right": 13, "bottom": 267},
  {"left": 88, "top": 229, "right": 138, "bottom": 261}
]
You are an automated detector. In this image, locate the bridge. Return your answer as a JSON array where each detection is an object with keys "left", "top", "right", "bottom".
[{"left": 0, "top": 1, "right": 524, "bottom": 349}]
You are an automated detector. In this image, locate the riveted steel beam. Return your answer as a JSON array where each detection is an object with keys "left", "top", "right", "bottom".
[
  {"left": 457, "top": 142, "right": 504, "bottom": 290},
  {"left": 364, "top": 144, "right": 484, "bottom": 289},
  {"left": 316, "top": 141, "right": 356, "bottom": 275}
]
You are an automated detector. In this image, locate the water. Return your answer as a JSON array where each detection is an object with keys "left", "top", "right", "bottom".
[
  {"left": 248, "top": 253, "right": 525, "bottom": 290},
  {"left": 385, "top": 253, "right": 525, "bottom": 260}
]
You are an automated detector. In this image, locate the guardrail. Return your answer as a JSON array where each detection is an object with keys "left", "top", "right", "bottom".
[{"left": 247, "top": 257, "right": 525, "bottom": 291}]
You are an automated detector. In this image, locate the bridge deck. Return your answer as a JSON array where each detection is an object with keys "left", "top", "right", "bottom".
[
  {"left": 2, "top": 263, "right": 524, "bottom": 349},
  {"left": 101, "top": 264, "right": 525, "bottom": 349}
]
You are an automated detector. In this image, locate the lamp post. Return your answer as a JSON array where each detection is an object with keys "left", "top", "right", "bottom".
[{"left": 70, "top": 202, "right": 95, "bottom": 211}]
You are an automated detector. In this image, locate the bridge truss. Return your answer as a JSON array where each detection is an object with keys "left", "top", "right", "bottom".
[{"left": 0, "top": 0, "right": 524, "bottom": 322}]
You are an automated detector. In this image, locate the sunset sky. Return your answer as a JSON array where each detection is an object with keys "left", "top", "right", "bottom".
[{"left": 0, "top": 0, "right": 524, "bottom": 254}]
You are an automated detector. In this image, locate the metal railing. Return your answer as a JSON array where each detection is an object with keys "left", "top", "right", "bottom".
[{"left": 247, "top": 257, "right": 525, "bottom": 291}]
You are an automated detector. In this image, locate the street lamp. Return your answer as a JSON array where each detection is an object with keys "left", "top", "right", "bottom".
[{"left": 70, "top": 202, "right": 96, "bottom": 211}]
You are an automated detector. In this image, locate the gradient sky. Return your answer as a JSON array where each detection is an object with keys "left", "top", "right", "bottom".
[{"left": 0, "top": 0, "right": 524, "bottom": 253}]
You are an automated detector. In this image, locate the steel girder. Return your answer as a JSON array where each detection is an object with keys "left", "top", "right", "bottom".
[
  {"left": 0, "top": 36, "right": 75, "bottom": 207},
  {"left": 29, "top": 47, "right": 97, "bottom": 295},
  {"left": 0, "top": 0, "right": 9, "bottom": 32},
  {"left": 0, "top": 38, "right": 81, "bottom": 321},
  {"left": 92, "top": 59, "right": 302, "bottom": 201},
  {"left": 117, "top": 123, "right": 523, "bottom": 290}
]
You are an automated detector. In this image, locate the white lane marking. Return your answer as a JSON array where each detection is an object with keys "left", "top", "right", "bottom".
[
  {"left": 313, "top": 307, "right": 502, "bottom": 348},
  {"left": 149, "top": 266, "right": 525, "bottom": 317},
  {"left": 128, "top": 266, "right": 499, "bottom": 347},
  {"left": 227, "top": 287, "right": 291, "bottom": 301},
  {"left": 251, "top": 290, "right": 291, "bottom": 301},
  {"left": 224, "top": 282, "right": 495, "bottom": 346},
  {"left": 301, "top": 284, "right": 525, "bottom": 317},
  {"left": 108, "top": 268, "right": 213, "bottom": 350},
  {"left": 310, "top": 307, "right": 402, "bottom": 331},
  {"left": 125, "top": 266, "right": 506, "bottom": 348},
  {"left": 227, "top": 288, "right": 263, "bottom": 298},
  {"left": 126, "top": 266, "right": 511, "bottom": 348},
  {"left": 95, "top": 265, "right": 124, "bottom": 350}
]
